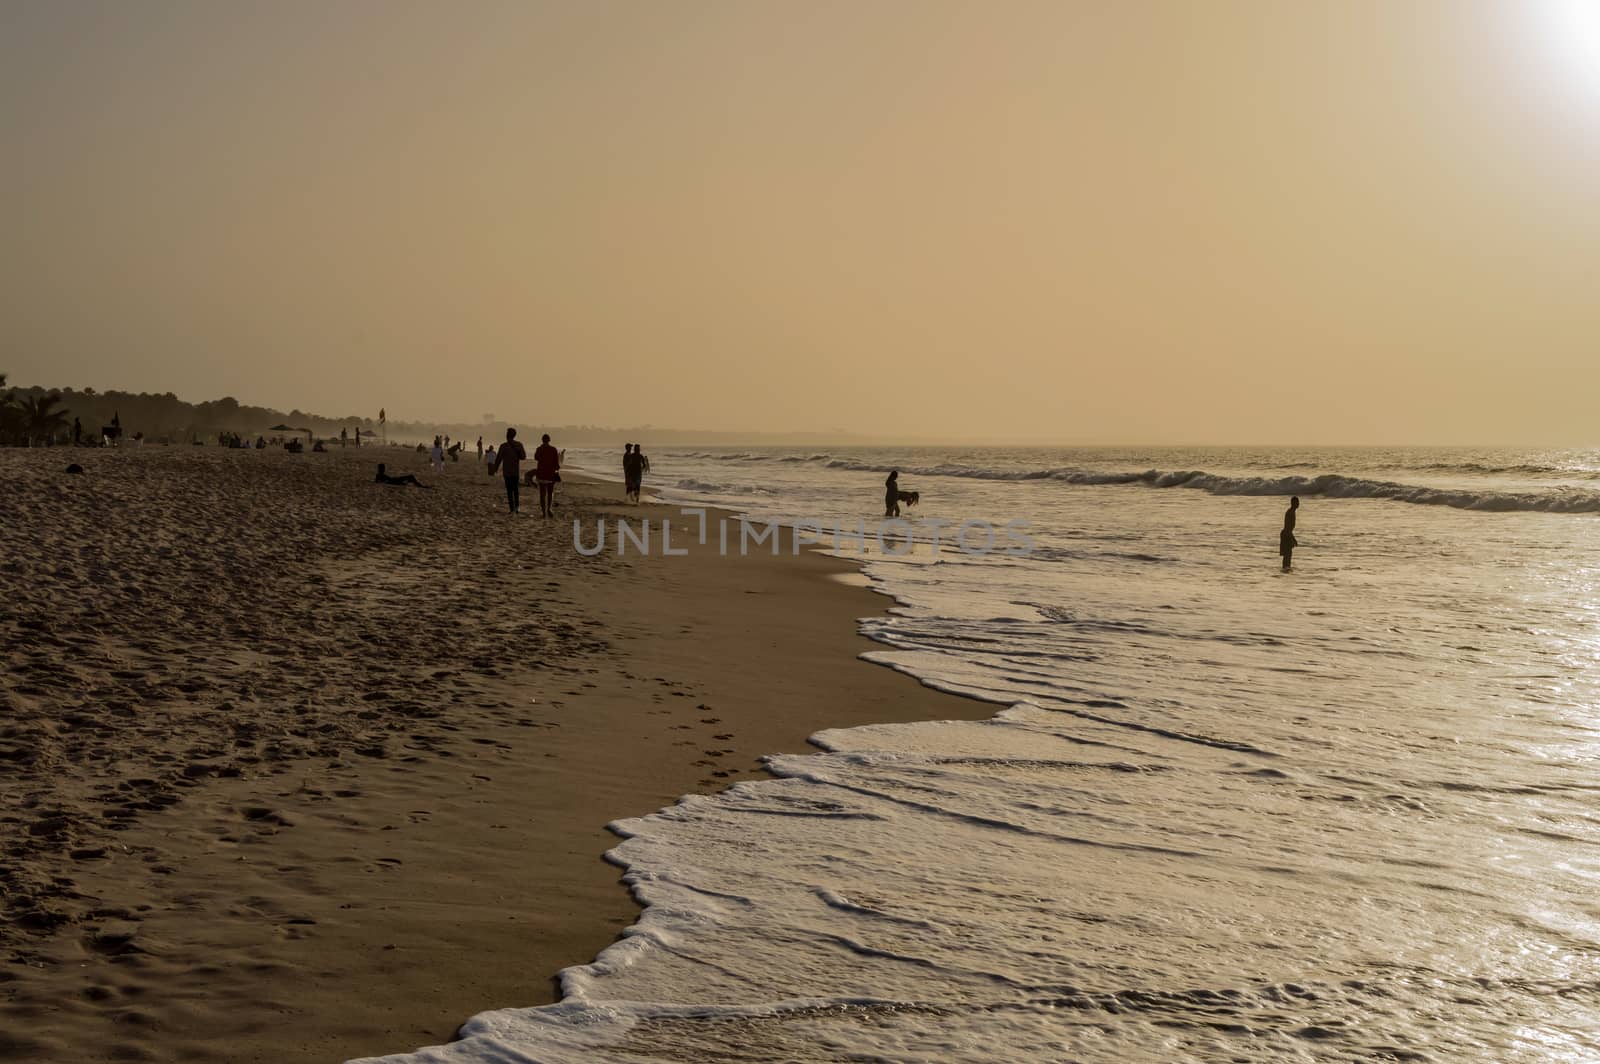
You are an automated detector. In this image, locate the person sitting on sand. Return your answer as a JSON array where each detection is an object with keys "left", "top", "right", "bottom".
[
  {"left": 374, "top": 463, "right": 428, "bottom": 488},
  {"left": 1280, "top": 496, "right": 1300, "bottom": 571}
]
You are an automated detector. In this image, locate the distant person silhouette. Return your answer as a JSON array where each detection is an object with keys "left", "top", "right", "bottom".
[
  {"left": 1280, "top": 496, "right": 1300, "bottom": 571},
  {"left": 374, "top": 463, "right": 427, "bottom": 488},
  {"left": 72, "top": 417, "right": 82, "bottom": 445},
  {"left": 885, "top": 470, "right": 900, "bottom": 518},
  {"left": 532, "top": 433, "right": 561, "bottom": 517},
  {"left": 489, "top": 427, "right": 527, "bottom": 514},
  {"left": 623, "top": 443, "right": 643, "bottom": 503}
]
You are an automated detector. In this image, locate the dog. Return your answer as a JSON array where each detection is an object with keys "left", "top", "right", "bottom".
[{"left": 895, "top": 490, "right": 920, "bottom": 507}]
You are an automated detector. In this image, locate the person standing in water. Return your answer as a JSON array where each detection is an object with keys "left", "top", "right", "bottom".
[
  {"left": 532, "top": 433, "right": 561, "bottom": 518},
  {"left": 885, "top": 470, "right": 901, "bottom": 517},
  {"left": 1280, "top": 496, "right": 1300, "bottom": 571},
  {"left": 489, "top": 427, "right": 527, "bottom": 515}
]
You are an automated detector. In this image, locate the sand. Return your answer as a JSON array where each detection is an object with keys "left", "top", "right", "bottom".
[{"left": 0, "top": 443, "right": 987, "bottom": 1063}]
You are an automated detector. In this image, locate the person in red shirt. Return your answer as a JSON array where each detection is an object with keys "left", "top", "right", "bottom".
[
  {"left": 489, "top": 427, "right": 527, "bottom": 514},
  {"left": 532, "top": 433, "right": 561, "bottom": 518}
]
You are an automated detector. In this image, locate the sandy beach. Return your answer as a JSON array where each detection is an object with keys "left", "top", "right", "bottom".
[{"left": 0, "top": 443, "right": 986, "bottom": 1063}]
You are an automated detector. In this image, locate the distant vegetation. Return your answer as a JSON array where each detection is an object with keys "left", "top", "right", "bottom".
[
  {"left": 0, "top": 378, "right": 876, "bottom": 447},
  {"left": 0, "top": 374, "right": 74, "bottom": 446},
  {"left": 0, "top": 379, "right": 391, "bottom": 445}
]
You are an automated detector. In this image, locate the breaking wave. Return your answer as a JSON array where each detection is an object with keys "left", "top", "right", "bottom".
[{"left": 813, "top": 461, "right": 1600, "bottom": 513}]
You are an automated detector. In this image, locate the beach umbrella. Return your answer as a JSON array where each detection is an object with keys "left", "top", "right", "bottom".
[{"left": 268, "top": 423, "right": 294, "bottom": 432}]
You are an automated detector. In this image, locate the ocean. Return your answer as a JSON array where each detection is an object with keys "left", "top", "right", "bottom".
[{"left": 361, "top": 446, "right": 1600, "bottom": 1063}]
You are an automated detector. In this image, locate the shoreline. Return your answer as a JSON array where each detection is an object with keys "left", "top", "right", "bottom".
[{"left": 0, "top": 446, "right": 993, "bottom": 1063}]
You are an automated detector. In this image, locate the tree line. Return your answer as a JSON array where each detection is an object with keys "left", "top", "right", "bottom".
[{"left": 0, "top": 380, "right": 395, "bottom": 446}]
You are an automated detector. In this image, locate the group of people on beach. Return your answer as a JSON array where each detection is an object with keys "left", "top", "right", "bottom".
[
  {"left": 376, "top": 446, "right": 1307, "bottom": 568},
  {"left": 373, "top": 427, "right": 560, "bottom": 517},
  {"left": 377, "top": 432, "right": 650, "bottom": 517}
]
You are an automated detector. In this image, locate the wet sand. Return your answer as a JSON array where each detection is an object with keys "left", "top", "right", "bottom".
[{"left": 0, "top": 444, "right": 986, "bottom": 1063}]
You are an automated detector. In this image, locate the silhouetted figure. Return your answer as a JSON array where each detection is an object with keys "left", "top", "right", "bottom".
[
  {"left": 341, "top": 427, "right": 348, "bottom": 447},
  {"left": 476, "top": 436, "right": 484, "bottom": 460},
  {"left": 375, "top": 463, "right": 427, "bottom": 488},
  {"left": 72, "top": 417, "right": 82, "bottom": 445},
  {"left": 1280, "top": 496, "right": 1300, "bottom": 571},
  {"left": 885, "top": 470, "right": 900, "bottom": 517},
  {"left": 623, "top": 443, "right": 643, "bottom": 503},
  {"left": 489, "top": 427, "right": 527, "bottom": 514},
  {"left": 533, "top": 433, "right": 561, "bottom": 518}
]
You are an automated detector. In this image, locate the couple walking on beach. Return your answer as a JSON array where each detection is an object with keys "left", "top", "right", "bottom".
[{"left": 490, "top": 428, "right": 561, "bottom": 517}]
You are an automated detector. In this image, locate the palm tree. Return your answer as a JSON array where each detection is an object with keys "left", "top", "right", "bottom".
[
  {"left": 18, "top": 392, "right": 71, "bottom": 446},
  {"left": 0, "top": 374, "right": 18, "bottom": 446}
]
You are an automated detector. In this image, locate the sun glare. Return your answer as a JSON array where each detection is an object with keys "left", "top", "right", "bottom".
[{"left": 1530, "top": 0, "right": 1600, "bottom": 100}]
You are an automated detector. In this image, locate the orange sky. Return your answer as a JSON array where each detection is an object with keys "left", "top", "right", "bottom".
[{"left": 3, "top": 1, "right": 1596, "bottom": 443}]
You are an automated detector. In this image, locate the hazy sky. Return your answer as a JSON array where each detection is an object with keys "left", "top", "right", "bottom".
[{"left": 3, "top": 1, "right": 1597, "bottom": 443}]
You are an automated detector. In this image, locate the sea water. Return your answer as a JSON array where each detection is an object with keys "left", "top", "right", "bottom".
[{"left": 358, "top": 447, "right": 1600, "bottom": 1063}]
